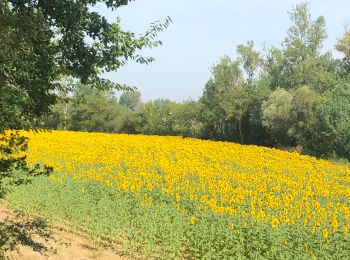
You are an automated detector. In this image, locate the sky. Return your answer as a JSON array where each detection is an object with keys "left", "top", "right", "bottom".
[{"left": 95, "top": 0, "right": 350, "bottom": 102}]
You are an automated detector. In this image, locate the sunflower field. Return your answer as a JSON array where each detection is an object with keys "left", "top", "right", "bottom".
[{"left": 6, "top": 130, "right": 350, "bottom": 258}]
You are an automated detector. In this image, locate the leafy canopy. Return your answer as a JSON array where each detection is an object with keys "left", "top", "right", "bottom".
[{"left": 0, "top": 0, "right": 171, "bottom": 131}]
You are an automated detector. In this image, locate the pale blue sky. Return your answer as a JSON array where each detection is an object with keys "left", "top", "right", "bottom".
[{"left": 96, "top": 0, "right": 350, "bottom": 102}]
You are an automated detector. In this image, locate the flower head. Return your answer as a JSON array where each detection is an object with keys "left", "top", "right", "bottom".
[
  {"left": 322, "top": 228, "right": 328, "bottom": 239},
  {"left": 190, "top": 216, "right": 196, "bottom": 225},
  {"left": 271, "top": 217, "right": 279, "bottom": 228}
]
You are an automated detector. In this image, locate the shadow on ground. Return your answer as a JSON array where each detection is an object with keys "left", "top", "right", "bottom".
[
  {"left": 0, "top": 204, "right": 126, "bottom": 259},
  {"left": 0, "top": 214, "right": 52, "bottom": 258}
]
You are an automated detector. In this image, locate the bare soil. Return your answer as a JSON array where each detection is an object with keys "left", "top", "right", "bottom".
[{"left": 0, "top": 203, "right": 128, "bottom": 260}]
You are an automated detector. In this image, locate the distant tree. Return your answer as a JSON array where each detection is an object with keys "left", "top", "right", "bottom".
[
  {"left": 312, "top": 83, "right": 350, "bottom": 158},
  {"left": 285, "top": 3, "right": 326, "bottom": 60},
  {"left": 136, "top": 99, "right": 177, "bottom": 135},
  {"left": 236, "top": 41, "right": 262, "bottom": 84},
  {"left": 200, "top": 56, "right": 247, "bottom": 143},
  {"left": 68, "top": 85, "right": 130, "bottom": 133},
  {"left": 41, "top": 76, "right": 78, "bottom": 130},
  {"left": 335, "top": 27, "right": 350, "bottom": 64},
  {"left": 288, "top": 86, "right": 320, "bottom": 150},
  {"left": 264, "top": 3, "right": 337, "bottom": 92},
  {"left": 243, "top": 80, "right": 272, "bottom": 146},
  {"left": 172, "top": 100, "right": 203, "bottom": 137},
  {"left": 335, "top": 27, "right": 350, "bottom": 78},
  {"left": 200, "top": 42, "right": 264, "bottom": 145},
  {"left": 119, "top": 91, "right": 141, "bottom": 112},
  {"left": 261, "top": 88, "right": 294, "bottom": 146},
  {"left": 257, "top": 3, "right": 344, "bottom": 152}
]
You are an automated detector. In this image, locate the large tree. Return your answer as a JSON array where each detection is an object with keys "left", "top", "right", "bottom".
[
  {"left": 264, "top": 3, "right": 337, "bottom": 93},
  {"left": 0, "top": 0, "right": 171, "bottom": 131},
  {"left": 200, "top": 56, "right": 248, "bottom": 143},
  {"left": 200, "top": 41, "right": 264, "bottom": 144}
]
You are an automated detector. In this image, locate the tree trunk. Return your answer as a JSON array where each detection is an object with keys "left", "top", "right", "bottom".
[{"left": 238, "top": 119, "right": 244, "bottom": 144}]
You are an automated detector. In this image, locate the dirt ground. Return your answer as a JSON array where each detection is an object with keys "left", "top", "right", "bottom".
[{"left": 0, "top": 203, "right": 128, "bottom": 260}]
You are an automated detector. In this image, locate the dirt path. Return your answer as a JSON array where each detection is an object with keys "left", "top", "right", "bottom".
[{"left": 0, "top": 203, "right": 127, "bottom": 260}]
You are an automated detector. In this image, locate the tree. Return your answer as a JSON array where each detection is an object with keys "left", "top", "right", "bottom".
[
  {"left": 135, "top": 99, "right": 202, "bottom": 137},
  {"left": 264, "top": 3, "right": 337, "bottom": 93},
  {"left": 335, "top": 27, "right": 350, "bottom": 78},
  {"left": 312, "top": 83, "right": 350, "bottom": 158},
  {"left": 119, "top": 91, "right": 141, "bottom": 112},
  {"left": 200, "top": 44, "right": 263, "bottom": 145},
  {"left": 243, "top": 80, "right": 272, "bottom": 146},
  {"left": 68, "top": 84, "right": 131, "bottom": 133},
  {"left": 336, "top": 27, "right": 350, "bottom": 64},
  {"left": 261, "top": 88, "right": 294, "bottom": 146},
  {"left": 236, "top": 41, "right": 262, "bottom": 84},
  {"left": 288, "top": 86, "right": 320, "bottom": 151},
  {"left": 171, "top": 100, "right": 203, "bottom": 137},
  {"left": 200, "top": 56, "right": 246, "bottom": 143},
  {"left": 0, "top": 0, "right": 171, "bottom": 132},
  {"left": 284, "top": 3, "right": 326, "bottom": 60},
  {"left": 136, "top": 99, "right": 177, "bottom": 136},
  {"left": 39, "top": 76, "right": 78, "bottom": 130}
]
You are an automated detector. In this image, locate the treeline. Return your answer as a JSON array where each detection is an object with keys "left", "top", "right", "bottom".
[
  {"left": 42, "top": 84, "right": 203, "bottom": 138},
  {"left": 41, "top": 4, "right": 350, "bottom": 160}
]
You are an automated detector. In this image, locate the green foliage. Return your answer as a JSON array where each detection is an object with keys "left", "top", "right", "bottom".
[
  {"left": 200, "top": 43, "right": 268, "bottom": 145},
  {"left": 336, "top": 27, "right": 350, "bottom": 78},
  {"left": 42, "top": 86, "right": 202, "bottom": 137},
  {"left": 243, "top": 81, "right": 272, "bottom": 146},
  {"left": 285, "top": 3, "right": 326, "bottom": 60},
  {"left": 0, "top": 1, "right": 56, "bottom": 130},
  {"left": 42, "top": 83, "right": 140, "bottom": 133},
  {"left": 200, "top": 56, "right": 248, "bottom": 143},
  {"left": 236, "top": 41, "right": 262, "bottom": 84},
  {"left": 198, "top": 2, "right": 349, "bottom": 159},
  {"left": 288, "top": 86, "right": 321, "bottom": 151},
  {"left": 312, "top": 83, "right": 350, "bottom": 158},
  {"left": 119, "top": 91, "right": 141, "bottom": 112},
  {"left": 260, "top": 81, "right": 350, "bottom": 159},
  {"left": 68, "top": 85, "right": 130, "bottom": 133},
  {"left": 0, "top": 0, "right": 171, "bottom": 131},
  {"left": 264, "top": 3, "right": 337, "bottom": 92},
  {"left": 335, "top": 27, "right": 350, "bottom": 65},
  {"left": 38, "top": 77, "right": 78, "bottom": 130},
  {"left": 171, "top": 100, "right": 203, "bottom": 137},
  {"left": 261, "top": 88, "right": 294, "bottom": 146},
  {"left": 137, "top": 99, "right": 180, "bottom": 136},
  {"left": 135, "top": 99, "right": 202, "bottom": 137}
]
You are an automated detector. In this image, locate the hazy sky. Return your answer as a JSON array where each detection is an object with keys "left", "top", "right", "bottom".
[{"left": 96, "top": 0, "right": 350, "bottom": 102}]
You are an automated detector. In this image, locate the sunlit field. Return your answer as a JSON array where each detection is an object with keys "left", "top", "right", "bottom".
[{"left": 9, "top": 130, "right": 350, "bottom": 258}]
